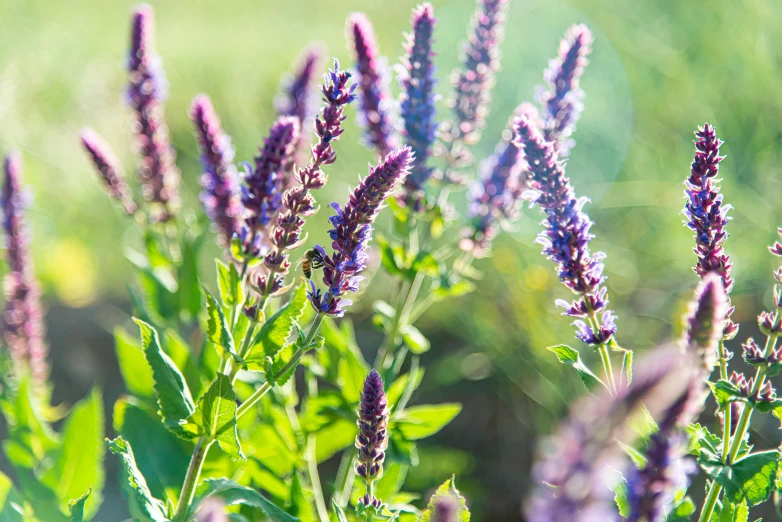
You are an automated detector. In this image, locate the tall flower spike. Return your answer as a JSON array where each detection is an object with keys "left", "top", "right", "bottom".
[
  {"left": 275, "top": 45, "right": 323, "bottom": 170},
  {"left": 625, "top": 380, "right": 705, "bottom": 522},
  {"left": 190, "top": 95, "right": 242, "bottom": 248},
  {"left": 526, "top": 349, "right": 700, "bottom": 522},
  {"left": 684, "top": 123, "right": 737, "bottom": 339},
  {"left": 683, "top": 273, "right": 728, "bottom": 373},
  {"left": 80, "top": 128, "right": 138, "bottom": 215},
  {"left": 308, "top": 148, "right": 413, "bottom": 317},
  {"left": 514, "top": 114, "right": 615, "bottom": 347},
  {"left": 2, "top": 153, "right": 48, "bottom": 386},
  {"left": 348, "top": 14, "right": 397, "bottom": 158},
  {"left": 126, "top": 4, "right": 180, "bottom": 221},
  {"left": 258, "top": 60, "right": 356, "bottom": 298},
  {"left": 398, "top": 3, "right": 438, "bottom": 210},
  {"left": 461, "top": 103, "right": 539, "bottom": 257},
  {"left": 441, "top": 0, "right": 508, "bottom": 182},
  {"left": 537, "top": 24, "right": 593, "bottom": 156},
  {"left": 356, "top": 369, "right": 389, "bottom": 507}
]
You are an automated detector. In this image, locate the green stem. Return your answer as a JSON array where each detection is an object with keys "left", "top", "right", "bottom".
[
  {"left": 718, "top": 340, "right": 731, "bottom": 463},
  {"left": 364, "top": 480, "right": 375, "bottom": 522},
  {"left": 236, "top": 313, "right": 325, "bottom": 420},
  {"left": 334, "top": 451, "right": 357, "bottom": 508},
  {"left": 307, "top": 435, "right": 330, "bottom": 522},
  {"left": 173, "top": 437, "right": 212, "bottom": 522}
]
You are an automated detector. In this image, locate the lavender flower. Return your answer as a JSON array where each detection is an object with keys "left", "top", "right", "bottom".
[
  {"left": 356, "top": 369, "right": 389, "bottom": 506},
  {"left": 2, "top": 153, "right": 47, "bottom": 385},
  {"left": 348, "top": 14, "right": 397, "bottom": 158},
  {"left": 625, "top": 382, "right": 703, "bottom": 522},
  {"left": 461, "top": 103, "right": 539, "bottom": 257},
  {"left": 126, "top": 4, "right": 180, "bottom": 221},
  {"left": 537, "top": 24, "right": 593, "bottom": 156},
  {"left": 526, "top": 350, "right": 700, "bottom": 522},
  {"left": 189, "top": 95, "right": 242, "bottom": 247},
  {"left": 242, "top": 116, "right": 301, "bottom": 236},
  {"left": 258, "top": 60, "right": 356, "bottom": 297},
  {"left": 276, "top": 45, "right": 323, "bottom": 170},
  {"left": 308, "top": 148, "right": 413, "bottom": 317},
  {"left": 398, "top": 3, "right": 438, "bottom": 209},
  {"left": 514, "top": 115, "right": 615, "bottom": 347},
  {"left": 683, "top": 124, "right": 737, "bottom": 339},
  {"left": 80, "top": 128, "right": 138, "bottom": 215},
  {"left": 683, "top": 273, "right": 728, "bottom": 372},
  {"left": 441, "top": 0, "right": 508, "bottom": 181}
]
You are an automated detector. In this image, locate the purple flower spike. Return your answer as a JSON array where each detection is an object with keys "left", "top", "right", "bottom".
[
  {"left": 625, "top": 382, "right": 704, "bottom": 522},
  {"left": 348, "top": 13, "right": 397, "bottom": 158},
  {"left": 398, "top": 3, "right": 438, "bottom": 211},
  {"left": 441, "top": 0, "right": 508, "bottom": 181},
  {"left": 189, "top": 95, "right": 242, "bottom": 248},
  {"left": 356, "top": 369, "right": 389, "bottom": 505},
  {"left": 126, "top": 4, "right": 179, "bottom": 221},
  {"left": 514, "top": 114, "right": 614, "bottom": 346},
  {"left": 309, "top": 148, "right": 413, "bottom": 316},
  {"left": 276, "top": 45, "right": 323, "bottom": 170},
  {"left": 537, "top": 24, "right": 593, "bottom": 156},
  {"left": 259, "top": 60, "right": 356, "bottom": 297},
  {"left": 80, "top": 128, "right": 138, "bottom": 215},
  {"left": 684, "top": 123, "right": 737, "bottom": 339},
  {"left": 2, "top": 153, "right": 48, "bottom": 386},
  {"left": 683, "top": 273, "right": 728, "bottom": 373},
  {"left": 461, "top": 103, "right": 538, "bottom": 257}
]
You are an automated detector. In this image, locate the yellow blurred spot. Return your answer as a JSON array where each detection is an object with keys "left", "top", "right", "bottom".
[
  {"left": 45, "top": 238, "right": 98, "bottom": 308},
  {"left": 522, "top": 264, "right": 551, "bottom": 291}
]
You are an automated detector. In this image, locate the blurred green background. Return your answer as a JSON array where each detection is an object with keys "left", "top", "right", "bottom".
[{"left": 3, "top": 0, "right": 782, "bottom": 520}]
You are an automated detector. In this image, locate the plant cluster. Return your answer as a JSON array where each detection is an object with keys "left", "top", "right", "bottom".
[{"left": 1, "top": 2, "right": 780, "bottom": 522}]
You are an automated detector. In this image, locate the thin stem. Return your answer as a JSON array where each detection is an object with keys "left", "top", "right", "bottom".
[
  {"left": 334, "top": 451, "right": 357, "bottom": 508},
  {"left": 173, "top": 437, "right": 212, "bottom": 522},
  {"left": 718, "top": 340, "right": 731, "bottom": 463},
  {"left": 365, "top": 480, "right": 375, "bottom": 522},
  {"left": 597, "top": 343, "right": 617, "bottom": 396},
  {"left": 307, "top": 435, "right": 330, "bottom": 522},
  {"left": 375, "top": 280, "right": 409, "bottom": 369}
]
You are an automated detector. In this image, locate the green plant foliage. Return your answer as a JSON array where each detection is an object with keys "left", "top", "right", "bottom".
[
  {"left": 196, "top": 479, "right": 299, "bottom": 522},
  {"left": 420, "top": 477, "right": 470, "bottom": 522},
  {"left": 546, "top": 345, "right": 604, "bottom": 391},
  {"left": 184, "top": 373, "right": 244, "bottom": 460},
  {"left": 394, "top": 404, "right": 462, "bottom": 441},
  {"left": 107, "top": 437, "right": 169, "bottom": 522}
]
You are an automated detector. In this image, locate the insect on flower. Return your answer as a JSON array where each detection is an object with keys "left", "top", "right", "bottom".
[{"left": 296, "top": 247, "right": 325, "bottom": 279}]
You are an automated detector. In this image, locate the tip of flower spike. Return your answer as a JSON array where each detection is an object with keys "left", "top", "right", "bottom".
[
  {"left": 413, "top": 2, "right": 436, "bottom": 22},
  {"left": 130, "top": 4, "right": 154, "bottom": 60},
  {"left": 685, "top": 273, "right": 728, "bottom": 369},
  {"left": 566, "top": 23, "right": 594, "bottom": 49},
  {"left": 364, "top": 368, "right": 384, "bottom": 390},
  {"left": 3, "top": 151, "right": 21, "bottom": 186},
  {"left": 348, "top": 13, "right": 377, "bottom": 52}
]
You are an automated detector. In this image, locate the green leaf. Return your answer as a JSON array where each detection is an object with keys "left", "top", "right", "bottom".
[
  {"left": 203, "top": 285, "right": 237, "bottom": 358},
  {"left": 702, "top": 450, "right": 780, "bottom": 507},
  {"left": 547, "top": 345, "right": 604, "bottom": 391},
  {"left": 250, "top": 283, "right": 307, "bottom": 360},
  {"left": 287, "top": 472, "right": 317, "bottom": 522},
  {"left": 331, "top": 501, "right": 348, "bottom": 522},
  {"left": 375, "top": 462, "right": 408, "bottom": 501},
  {"left": 400, "top": 325, "right": 430, "bottom": 355},
  {"left": 115, "top": 327, "right": 155, "bottom": 400},
  {"left": 394, "top": 404, "right": 462, "bottom": 440},
  {"left": 185, "top": 373, "right": 244, "bottom": 460},
  {"left": 134, "top": 318, "right": 195, "bottom": 436},
  {"left": 387, "top": 370, "right": 425, "bottom": 409},
  {"left": 612, "top": 479, "right": 630, "bottom": 517},
  {"left": 0, "top": 470, "right": 29, "bottom": 521},
  {"left": 198, "top": 479, "right": 299, "bottom": 522},
  {"left": 376, "top": 235, "right": 406, "bottom": 278},
  {"left": 43, "top": 388, "right": 105, "bottom": 519},
  {"left": 710, "top": 380, "right": 745, "bottom": 410},
  {"left": 313, "top": 419, "right": 355, "bottom": 463},
  {"left": 617, "top": 441, "right": 647, "bottom": 469},
  {"left": 2, "top": 379, "right": 59, "bottom": 467},
  {"left": 716, "top": 498, "right": 749, "bottom": 522},
  {"left": 107, "top": 437, "right": 169, "bottom": 522},
  {"left": 178, "top": 231, "right": 205, "bottom": 319},
  {"left": 68, "top": 489, "right": 90, "bottom": 522},
  {"left": 216, "top": 259, "right": 243, "bottom": 307},
  {"left": 338, "top": 351, "right": 369, "bottom": 404},
  {"left": 669, "top": 494, "right": 697, "bottom": 521},
  {"left": 420, "top": 477, "right": 469, "bottom": 522},
  {"left": 687, "top": 423, "right": 723, "bottom": 460},
  {"left": 410, "top": 252, "right": 440, "bottom": 278}
]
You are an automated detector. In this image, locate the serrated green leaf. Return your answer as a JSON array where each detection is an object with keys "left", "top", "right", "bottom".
[
  {"left": 107, "top": 437, "right": 168, "bottom": 522},
  {"left": 250, "top": 284, "right": 307, "bottom": 360},
  {"left": 618, "top": 441, "right": 647, "bottom": 469},
  {"left": 547, "top": 345, "right": 604, "bottom": 391},
  {"left": 216, "top": 259, "right": 243, "bottom": 307},
  {"left": 68, "top": 489, "right": 90, "bottom": 522},
  {"left": 186, "top": 373, "right": 244, "bottom": 460},
  {"left": 115, "top": 326, "right": 155, "bottom": 400},
  {"left": 612, "top": 479, "right": 630, "bottom": 517},
  {"left": 197, "top": 479, "right": 299, "bottom": 522},
  {"left": 687, "top": 423, "right": 722, "bottom": 460},
  {"left": 2, "top": 379, "right": 59, "bottom": 467},
  {"left": 400, "top": 325, "right": 430, "bottom": 355},
  {"left": 287, "top": 472, "right": 317, "bottom": 522},
  {"left": 420, "top": 477, "right": 469, "bottom": 522},
  {"left": 702, "top": 450, "right": 780, "bottom": 507},
  {"left": 203, "top": 285, "right": 237, "bottom": 358},
  {"left": 134, "top": 318, "right": 195, "bottom": 437},
  {"left": 395, "top": 404, "right": 462, "bottom": 440}
]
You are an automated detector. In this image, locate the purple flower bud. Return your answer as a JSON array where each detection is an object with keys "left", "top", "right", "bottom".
[
  {"left": 348, "top": 13, "right": 397, "bottom": 158},
  {"left": 2, "top": 153, "right": 48, "bottom": 386},
  {"left": 126, "top": 4, "right": 179, "bottom": 221},
  {"left": 441, "top": 0, "right": 508, "bottom": 182},
  {"left": 758, "top": 310, "right": 782, "bottom": 336},
  {"left": 537, "top": 24, "right": 593, "bottom": 156},
  {"left": 433, "top": 496, "right": 459, "bottom": 522},
  {"left": 80, "top": 128, "right": 138, "bottom": 215},
  {"left": 196, "top": 498, "right": 228, "bottom": 522},
  {"left": 514, "top": 114, "right": 614, "bottom": 346},
  {"left": 308, "top": 148, "right": 413, "bottom": 316},
  {"left": 398, "top": 3, "right": 438, "bottom": 209},
  {"left": 261, "top": 60, "right": 356, "bottom": 297},
  {"left": 683, "top": 273, "right": 728, "bottom": 372},
  {"left": 356, "top": 369, "right": 389, "bottom": 491},
  {"left": 189, "top": 95, "right": 242, "bottom": 247},
  {"left": 742, "top": 337, "right": 782, "bottom": 365},
  {"left": 526, "top": 349, "right": 702, "bottom": 522}
]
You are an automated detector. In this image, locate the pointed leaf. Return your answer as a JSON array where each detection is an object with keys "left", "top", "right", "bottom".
[
  {"left": 107, "top": 437, "right": 168, "bottom": 521},
  {"left": 216, "top": 259, "right": 243, "bottom": 307},
  {"left": 547, "top": 345, "right": 604, "bottom": 391},
  {"left": 338, "top": 351, "right": 369, "bottom": 404},
  {"left": 68, "top": 489, "right": 90, "bottom": 522},
  {"left": 394, "top": 404, "right": 462, "bottom": 440},
  {"left": 197, "top": 479, "right": 299, "bottom": 522},
  {"left": 420, "top": 477, "right": 469, "bottom": 522},
  {"left": 251, "top": 284, "right": 308, "bottom": 360},
  {"left": 203, "top": 285, "right": 237, "bottom": 358},
  {"left": 186, "top": 373, "right": 244, "bottom": 460},
  {"left": 115, "top": 326, "right": 155, "bottom": 400},
  {"left": 702, "top": 450, "right": 780, "bottom": 507}
]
